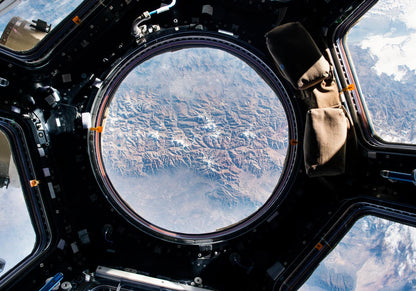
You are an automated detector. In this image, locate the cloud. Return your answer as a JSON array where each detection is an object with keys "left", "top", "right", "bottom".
[
  {"left": 366, "top": 0, "right": 416, "bottom": 30},
  {"left": 360, "top": 33, "right": 416, "bottom": 81},
  {"left": 350, "top": 0, "right": 416, "bottom": 82}
]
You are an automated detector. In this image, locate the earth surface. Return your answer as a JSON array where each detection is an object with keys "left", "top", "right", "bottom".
[{"left": 101, "top": 47, "right": 289, "bottom": 234}]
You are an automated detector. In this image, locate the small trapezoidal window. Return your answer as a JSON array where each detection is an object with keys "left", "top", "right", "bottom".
[
  {"left": 0, "top": 122, "right": 37, "bottom": 280},
  {"left": 89, "top": 35, "right": 298, "bottom": 243},
  {"left": 345, "top": 0, "right": 416, "bottom": 144},
  {"left": 301, "top": 215, "right": 416, "bottom": 290}
]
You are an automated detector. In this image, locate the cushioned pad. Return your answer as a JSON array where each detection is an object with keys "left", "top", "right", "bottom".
[
  {"left": 304, "top": 107, "right": 348, "bottom": 176},
  {"left": 266, "top": 22, "right": 331, "bottom": 90},
  {"left": 303, "top": 79, "right": 341, "bottom": 109}
]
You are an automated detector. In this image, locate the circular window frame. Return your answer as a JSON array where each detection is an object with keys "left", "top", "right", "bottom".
[{"left": 88, "top": 32, "right": 299, "bottom": 244}]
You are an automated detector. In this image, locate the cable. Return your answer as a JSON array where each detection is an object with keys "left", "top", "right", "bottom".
[
  {"left": 132, "top": 1, "right": 177, "bottom": 37},
  {"left": 149, "top": 0, "right": 177, "bottom": 16}
]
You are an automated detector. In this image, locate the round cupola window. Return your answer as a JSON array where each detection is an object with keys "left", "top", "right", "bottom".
[{"left": 89, "top": 34, "right": 298, "bottom": 243}]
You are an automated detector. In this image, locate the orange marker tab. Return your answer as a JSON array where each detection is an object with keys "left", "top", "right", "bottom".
[
  {"left": 290, "top": 139, "right": 298, "bottom": 146},
  {"left": 340, "top": 84, "right": 355, "bottom": 93},
  {"left": 30, "top": 180, "right": 40, "bottom": 187},
  {"left": 315, "top": 242, "right": 323, "bottom": 251},
  {"left": 72, "top": 16, "right": 82, "bottom": 25},
  {"left": 90, "top": 126, "right": 103, "bottom": 133}
]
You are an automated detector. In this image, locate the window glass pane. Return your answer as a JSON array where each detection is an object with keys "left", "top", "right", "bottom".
[
  {"left": 301, "top": 216, "right": 416, "bottom": 290},
  {"left": 0, "top": 0, "right": 84, "bottom": 51},
  {"left": 0, "top": 130, "right": 36, "bottom": 276},
  {"left": 100, "top": 46, "right": 289, "bottom": 234},
  {"left": 347, "top": 0, "right": 416, "bottom": 144}
]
